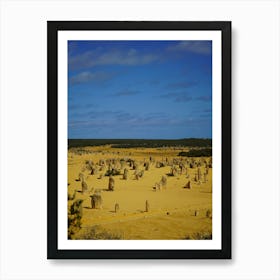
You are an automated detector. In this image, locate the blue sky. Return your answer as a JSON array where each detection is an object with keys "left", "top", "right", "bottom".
[{"left": 68, "top": 40, "right": 212, "bottom": 139}]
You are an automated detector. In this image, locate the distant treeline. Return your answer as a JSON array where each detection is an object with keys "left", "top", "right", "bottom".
[
  {"left": 68, "top": 138, "right": 212, "bottom": 149},
  {"left": 178, "top": 148, "right": 212, "bottom": 157}
]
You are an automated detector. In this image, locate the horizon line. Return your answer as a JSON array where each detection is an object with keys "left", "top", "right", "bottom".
[{"left": 68, "top": 137, "right": 212, "bottom": 140}]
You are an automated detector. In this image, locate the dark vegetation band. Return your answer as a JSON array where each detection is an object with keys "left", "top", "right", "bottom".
[
  {"left": 178, "top": 149, "right": 212, "bottom": 157},
  {"left": 68, "top": 138, "right": 212, "bottom": 149}
]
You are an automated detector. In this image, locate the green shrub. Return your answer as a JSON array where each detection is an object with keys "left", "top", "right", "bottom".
[
  {"left": 178, "top": 148, "right": 212, "bottom": 157},
  {"left": 75, "top": 226, "right": 123, "bottom": 240},
  {"left": 185, "top": 231, "right": 212, "bottom": 240},
  {"left": 68, "top": 199, "right": 84, "bottom": 239}
]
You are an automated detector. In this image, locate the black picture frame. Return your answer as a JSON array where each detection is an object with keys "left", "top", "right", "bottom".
[{"left": 47, "top": 21, "right": 231, "bottom": 259}]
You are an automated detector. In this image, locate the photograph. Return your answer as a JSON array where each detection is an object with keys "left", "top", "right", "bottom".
[{"left": 67, "top": 39, "right": 213, "bottom": 241}]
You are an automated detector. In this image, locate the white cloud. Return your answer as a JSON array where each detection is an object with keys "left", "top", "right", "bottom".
[
  {"left": 167, "top": 41, "right": 211, "bottom": 55},
  {"left": 69, "top": 71, "right": 113, "bottom": 85},
  {"left": 69, "top": 48, "right": 160, "bottom": 70}
]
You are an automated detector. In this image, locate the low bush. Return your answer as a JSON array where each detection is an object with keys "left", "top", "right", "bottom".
[
  {"left": 178, "top": 148, "right": 212, "bottom": 157},
  {"left": 75, "top": 226, "right": 123, "bottom": 240},
  {"left": 185, "top": 231, "right": 212, "bottom": 240}
]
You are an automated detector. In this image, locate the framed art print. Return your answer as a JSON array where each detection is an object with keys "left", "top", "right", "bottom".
[{"left": 47, "top": 21, "right": 231, "bottom": 259}]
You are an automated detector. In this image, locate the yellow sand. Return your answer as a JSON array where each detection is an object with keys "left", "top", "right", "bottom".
[{"left": 68, "top": 146, "right": 212, "bottom": 240}]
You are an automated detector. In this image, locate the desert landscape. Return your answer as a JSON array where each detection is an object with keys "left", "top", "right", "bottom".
[
  {"left": 67, "top": 140, "right": 212, "bottom": 240},
  {"left": 67, "top": 40, "right": 213, "bottom": 240}
]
